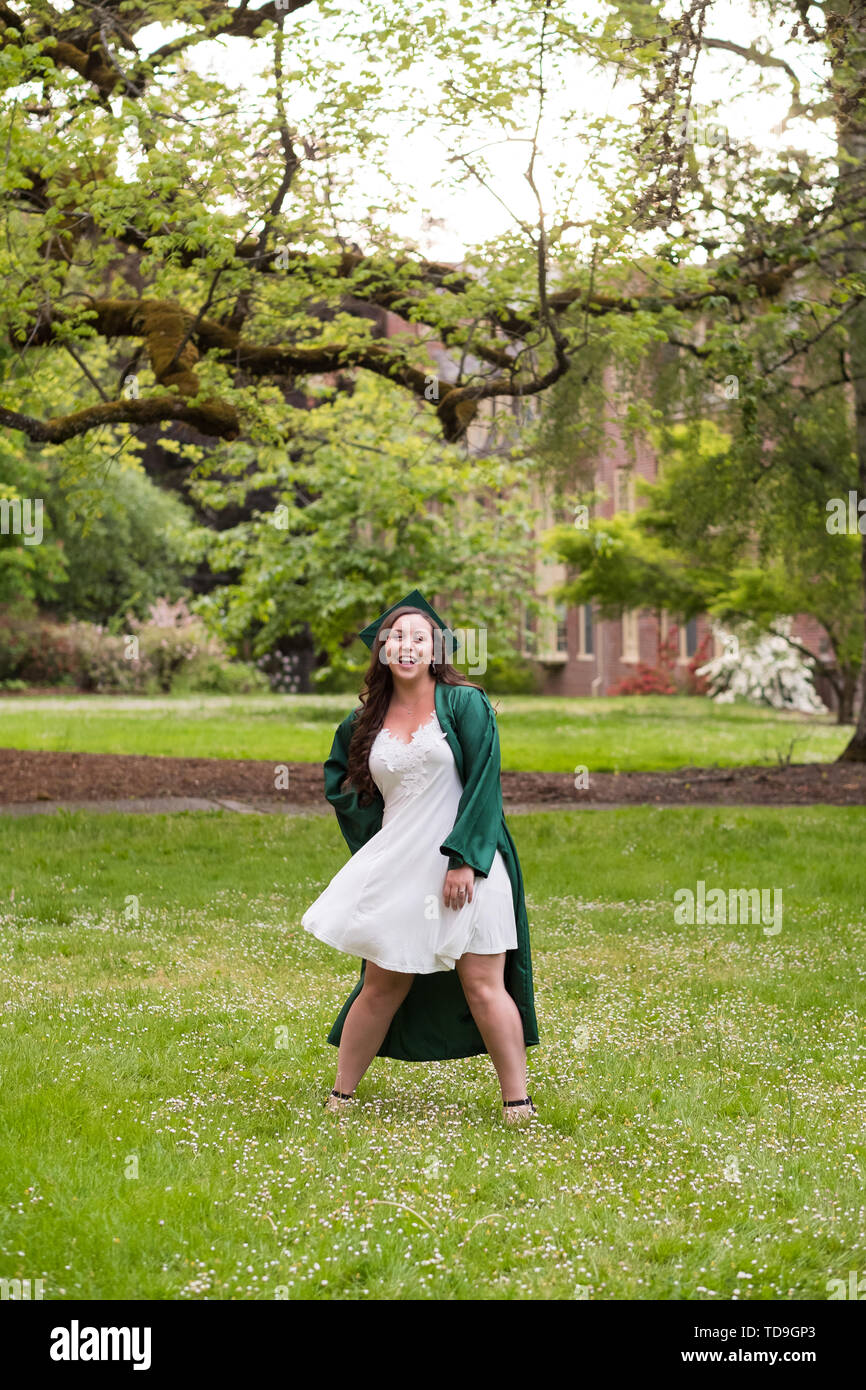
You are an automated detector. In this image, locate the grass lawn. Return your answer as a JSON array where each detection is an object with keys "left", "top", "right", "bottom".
[
  {"left": 0, "top": 693, "right": 849, "bottom": 771},
  {"left": 1, "top": 804, "right": 864, "bottom": 1299}
]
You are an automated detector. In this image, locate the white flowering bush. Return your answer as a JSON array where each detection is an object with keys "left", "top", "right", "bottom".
[{"left": 696, "top": 620, "right": 828, "bottom": 713}]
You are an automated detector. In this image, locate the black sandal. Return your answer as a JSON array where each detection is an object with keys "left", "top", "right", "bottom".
[
  {"left": 502, "top": 1094, "right": 537, "bottom": 1121},
  {"left": 323, "top": 1088, "right": 356, "bottom": 1109}
]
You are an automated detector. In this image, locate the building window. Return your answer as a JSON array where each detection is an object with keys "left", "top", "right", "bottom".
[
  {"left": 555, "top": 603, "right": 568, "bottom": 654},
  {"left": 622, "top": 609, "right": 639, "bottom": 663},
  {"left": 679, "top": 616, "right": 698, "bottom": 661},
  {"left": 613, "top": 467, "right": 635, "bottom": 513},
  {"left": 521, "top": 604, "right": 534, "bottom": 656},
  {"left": 578, "top": 602, "right": 594, "bottom": 658}
]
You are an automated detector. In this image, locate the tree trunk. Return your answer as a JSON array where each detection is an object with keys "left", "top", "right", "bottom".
[
  {"left": 837, "top": 666, "right": 858, "bottom": 725},
  {"left": 835, "top": 17, "right": 866, "bottom": 759},
  {"left": 839, "top": 354, "right": 866, "bottom": 750}
]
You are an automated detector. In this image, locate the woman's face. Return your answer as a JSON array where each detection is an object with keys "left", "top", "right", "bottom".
[{"left": 382, "top": 613, "right": 435, "bottom": 680}]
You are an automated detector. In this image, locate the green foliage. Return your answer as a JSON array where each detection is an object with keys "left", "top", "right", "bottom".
[
  {"left": 544, "top": 510, "right": 719, "bottom": 620},
  {"left": 0, "top": 442, "right": 67, "bottom": 606},
  {"left": 4, "top": 0, "right": 866, "bottom": 730},
  {"left": 45, "top": 465, "right": 196, "bottom": 624},
  {"left": 171, "top": 655, "right": 270, "bottom": 695},
  {"left": 0, "top": 433, "right": 196, "bottom": 621},
  {"left": 0, "top": 597, "right": 266, "bottom": 693},
  {"left": 187, "top": 374, "right": 543, "bottom": 678},
  {"left": 544, "top": 400, "right": 861, "bottom": 688},
  {"left": 476, "top": 653, "right": 542, "bottom": 695}
]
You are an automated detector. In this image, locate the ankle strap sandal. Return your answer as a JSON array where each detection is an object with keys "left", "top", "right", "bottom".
[
  {"left": 323, "top": 1088, "right": 356, "bottom": 1110},
  {"left": 503, "top": 1094, "right": 537, "bottom": 1119}
]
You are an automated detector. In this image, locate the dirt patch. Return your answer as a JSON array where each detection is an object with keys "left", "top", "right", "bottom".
[
  {"left": 502, "top": 762, "right": 866, "bottom": 807},
  {"left": 1, "top": 746, "right": 865, "bottom": 810}
]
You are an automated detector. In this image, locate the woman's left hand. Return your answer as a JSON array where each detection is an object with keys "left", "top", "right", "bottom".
[{"left": 443, "top": 864, "right": 475, "bottom": 910}]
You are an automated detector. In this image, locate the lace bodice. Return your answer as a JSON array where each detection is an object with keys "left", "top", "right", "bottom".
[{"left": 371, "top": 711, "right": 448, "bottom": 798}]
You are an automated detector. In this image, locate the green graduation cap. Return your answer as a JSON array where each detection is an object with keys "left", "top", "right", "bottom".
[{"left": 358, "top": 587, "right": 462, "bottom": 659}]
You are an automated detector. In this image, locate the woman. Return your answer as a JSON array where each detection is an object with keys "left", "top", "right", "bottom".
[{"left": 301, "top": 589, "right": 540, "bottom": 1124}]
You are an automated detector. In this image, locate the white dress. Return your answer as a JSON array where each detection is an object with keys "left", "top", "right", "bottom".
[{"left": 301, "top": 710, "right": 518, "bottom": 974}]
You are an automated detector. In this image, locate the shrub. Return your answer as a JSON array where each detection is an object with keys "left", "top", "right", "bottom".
[
  {"left": 608, "top": 625, "right": 678, "bottom": 696},
  {"left": 684, "top": 632, "right": 713, "bottom": 695},
  {"left": 609, "top": 663, "right": 677, "bottom": 696},
  {"left": 696, "top": 620, "right": 828, "bottom": 713},
  {"left": 126, "top": 597, "right": 223, "bottom": 694},
  {"left": 0, "top": 596, "right": 267, "bottom": 694},
  {"left": 0, "top": 604, "right": 42, "bottom": 681},
  {"left": 476, "top": 653, "right": 541, "bottom": 694},
  {"left": 71, "top": 620, "right": 153, "bottom": 693},
  {"left": 608, "top": 624, "right": 714, "bottom": 697},
  {"left": 174, "top": 655, "right": 270, "bottom": 694},
  {"left": 0, "top": 609, "right": 83, "bottom": 686}
]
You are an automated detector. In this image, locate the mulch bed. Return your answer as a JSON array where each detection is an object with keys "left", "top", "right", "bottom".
[{"left": 2, "top": 745, "right": 865, "bottom": 809}]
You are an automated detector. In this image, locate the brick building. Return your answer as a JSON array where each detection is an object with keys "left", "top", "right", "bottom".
[
  {"left": 381, "top": 309, "right": 839, "bottom": 710},
  {"left": 519, "top": 410, "right": 720, "bottom": 697},
  {"left": 521, "top": 412, "right": 836, "bottom": 705}
]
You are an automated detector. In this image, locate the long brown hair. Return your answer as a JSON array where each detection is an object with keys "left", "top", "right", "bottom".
[{"left": 344, "top": 605, "right": 487, "bottom": 806}]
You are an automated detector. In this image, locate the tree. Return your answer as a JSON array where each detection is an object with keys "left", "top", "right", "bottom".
[
  {"left": 1, "top": 1, "right": 823, "bottom": 453},
  {"left": 588, "top": 0, "right": 866, "bottom": 756},
  {"left": 544, "top": 412, "right": 862, "bottom": 723},
  {"left": 189, "top": 372, "right": 543, "bottom": 677},
  {"left": 5, "top": 0, "right": 866, "bottom": 701},
  {"left": 0, "top": 0, "right": 581, "bottom": 450},
  {"left": 0, "top": 437, "right": 65, "bottom": 606}
]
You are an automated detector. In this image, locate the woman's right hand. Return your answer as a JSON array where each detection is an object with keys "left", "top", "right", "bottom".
[{"left": 443, "top": 864, "right": 475, "bottom": 911}]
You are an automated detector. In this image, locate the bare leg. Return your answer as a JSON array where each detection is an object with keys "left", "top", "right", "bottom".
[
  {"left": 333, "top": 960, "right": 415, "bottom": 1094},
  {"left": 455, "top": 951, "right": 528, "bottom": 1101}
]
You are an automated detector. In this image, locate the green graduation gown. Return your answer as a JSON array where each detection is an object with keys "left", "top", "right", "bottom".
[{"left": 320, "top": 680, "right": 540, "bottom": 1062}]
